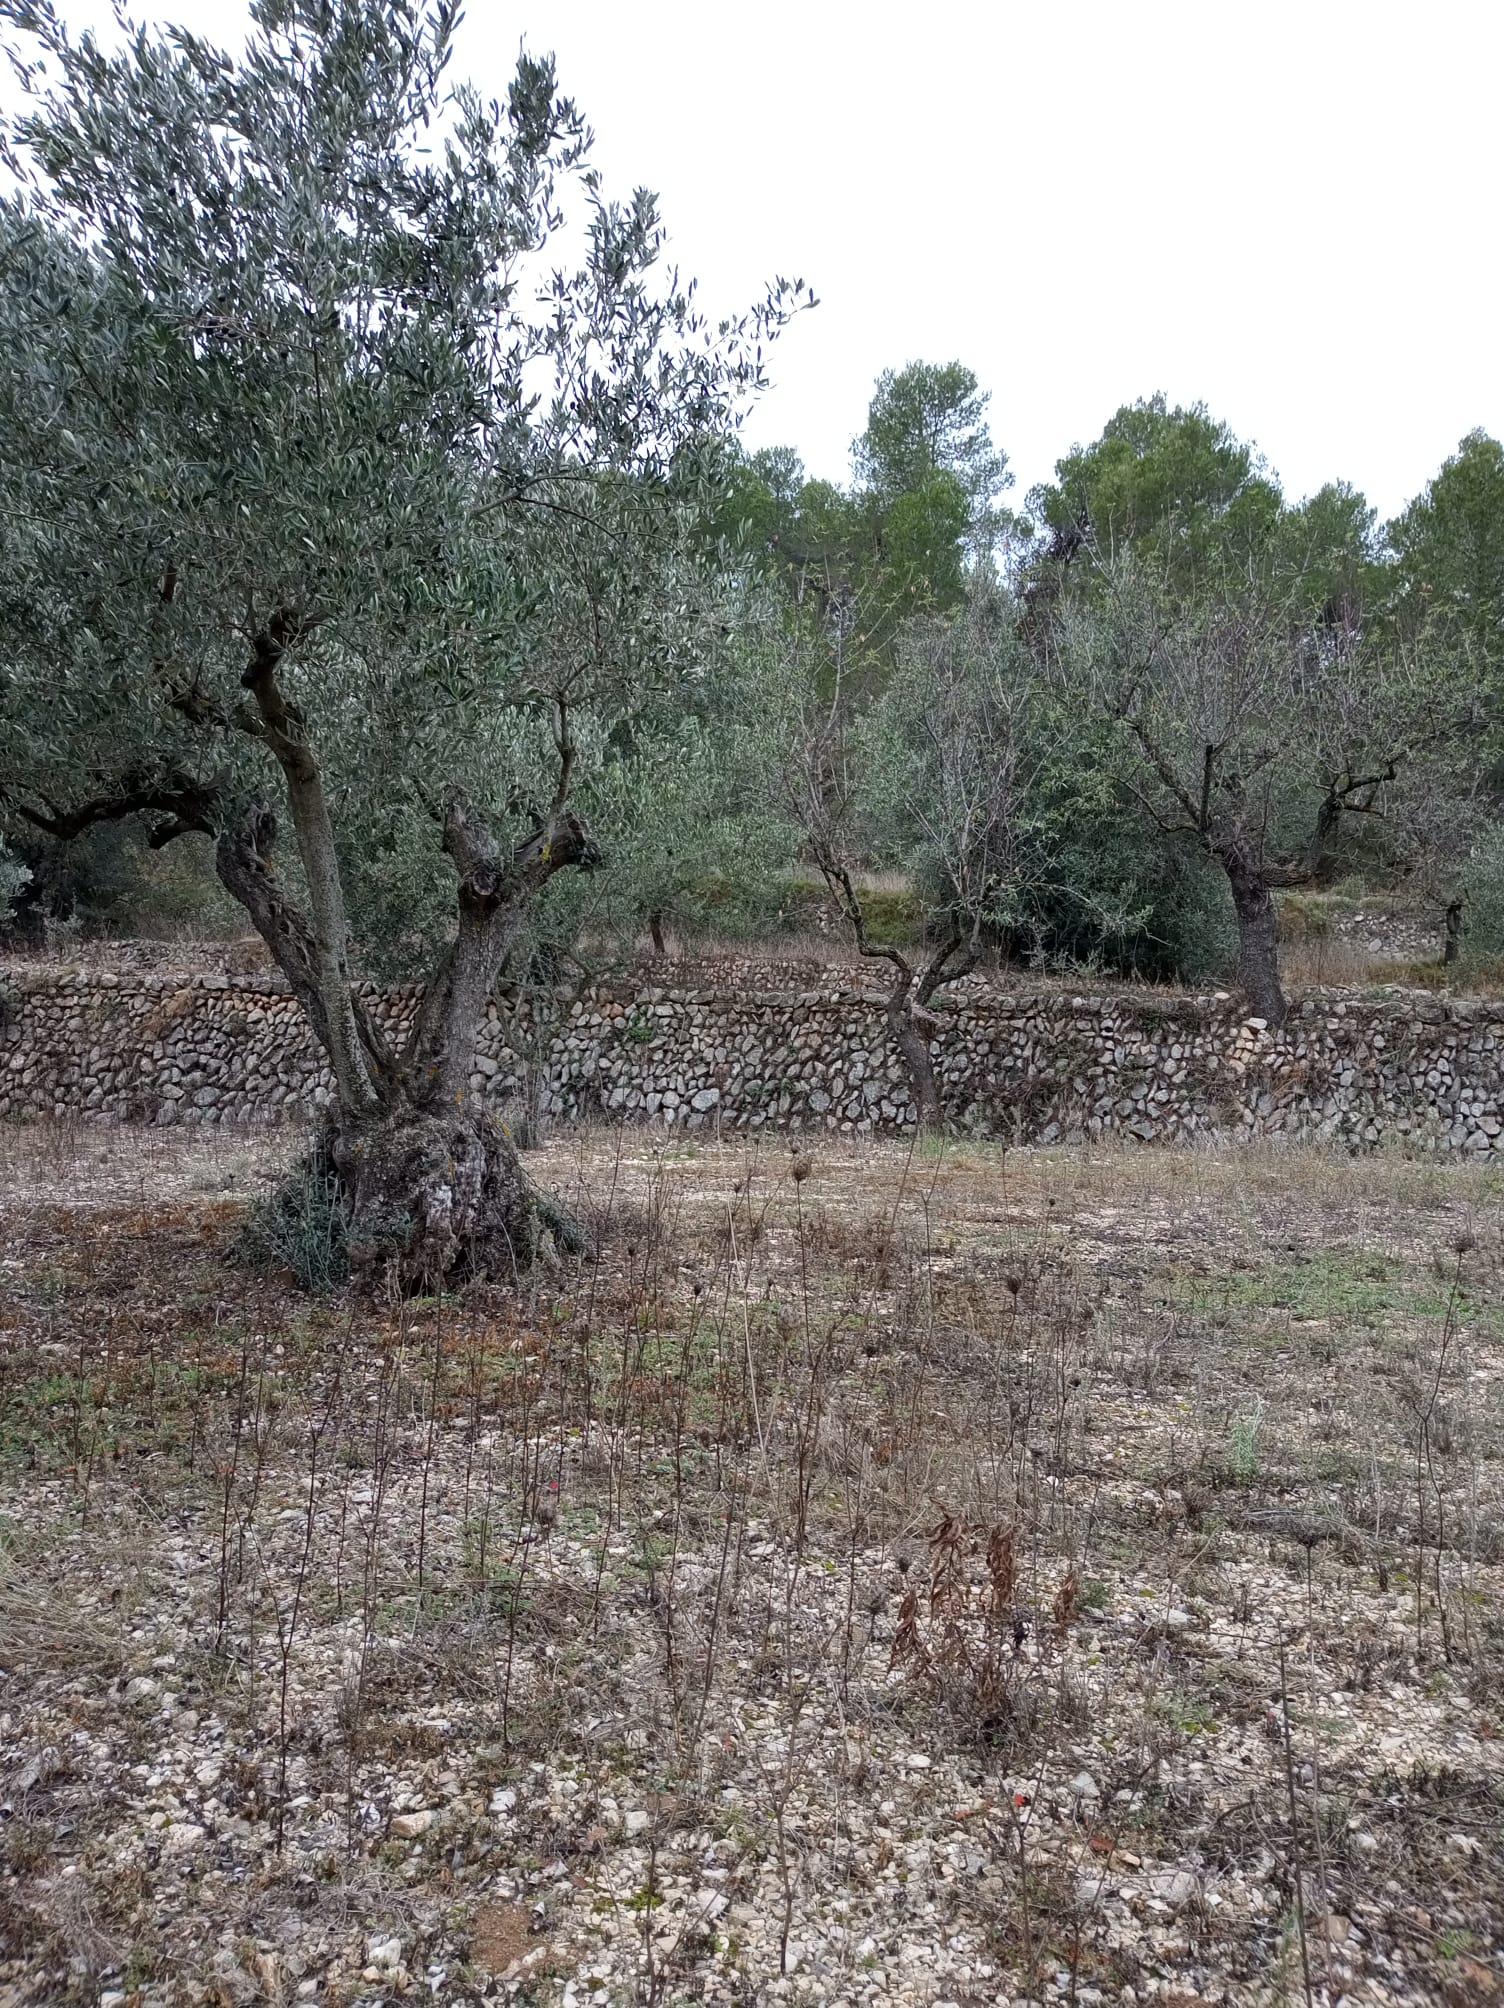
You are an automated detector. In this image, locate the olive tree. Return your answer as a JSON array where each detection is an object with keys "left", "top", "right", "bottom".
[
  {"left": 1057, "top": 559, "right": 1430, "bottom": 1024},
  {"left": 768, "top": 587, "right": 1037, "bottom": 1126},
  {"left": 586, "top": 727, "right": 794, "bottom": 956},
  {"left": 0, "top": 0, "right": 799, "bottom": 1285},
  {"left": 1382, "top": 732, "right": 1500, "bottom": 967}
]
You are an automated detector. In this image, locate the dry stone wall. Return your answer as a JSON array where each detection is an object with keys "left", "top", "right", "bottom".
[{"left": 3, "top": 965, "right": 1504, "bottom": 1155}]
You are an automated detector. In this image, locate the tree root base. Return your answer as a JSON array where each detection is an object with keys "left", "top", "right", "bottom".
[{"left": 315, "top": 1103, "right": 581, "bottom": 1292}]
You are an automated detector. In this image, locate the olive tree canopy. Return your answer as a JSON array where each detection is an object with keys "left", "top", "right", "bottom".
[
  {"left": 0, "top": 0, "right": 801, "bottom": 1283},
  {"left": 1055, "top": 557, "right": 1437, "bottom": 1024}
]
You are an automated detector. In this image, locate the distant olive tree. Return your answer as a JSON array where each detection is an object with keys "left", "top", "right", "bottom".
[
  {"left": 0, "top": 0, "right": 800, "bottom": 1285},
  {"left": 1057, "top": 559, "right": 1434, "bottom": 1024},
  {"left": 592, "top": 741, "right": 794, "bottom": 958},
  {"left": 768, "top": 587, "right": 1038, "bottom": 1126},
  {"left": 1453, "top": 826, "right": 1504, "bottom": 968},
  {"left": 1384, "top": 745, "right": 1501, "bottom": 967}
]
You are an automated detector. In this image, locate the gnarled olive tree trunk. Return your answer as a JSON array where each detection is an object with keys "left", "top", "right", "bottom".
[
  {"left": 211, "top": 636, "right": 589, "bottom": 1292},
  {"left": 214, "top": 796, "right": 578, "bottom": 1290},
  {"left": 1444, "top": 898, "right": 1465, "bottom": 967},
  {"left": 886, "top": 978, "right": 944, "bottom": 1130}
]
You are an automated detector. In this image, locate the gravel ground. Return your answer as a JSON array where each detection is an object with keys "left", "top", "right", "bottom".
[{"left": 0, "top": 1124, "right": 1501, "bottom": 2006}]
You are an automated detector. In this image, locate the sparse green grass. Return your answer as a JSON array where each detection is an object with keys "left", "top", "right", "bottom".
[{"left": 1164, "top": 1247, "right": 1504, "bottom": 1349}]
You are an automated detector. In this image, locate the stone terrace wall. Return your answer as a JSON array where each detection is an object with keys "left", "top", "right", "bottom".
[{"left": 3, "top": 965, "right": 1504, "bottom": 1154}]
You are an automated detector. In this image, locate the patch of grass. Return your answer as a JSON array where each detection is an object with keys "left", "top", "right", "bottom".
[
  {"left": 238, "top": 1156, "right": 350, "bottom": 1290},
  {"left": 1227, "top": 1406, "right": 1263, "bottom": 1481},
  {"left": 1370, "top": 956, "right": 1504, "bottom": 999},
  {"left": 1275, "top": 888, "right": 1375, "bottom": 940},
  {"left": 770, "top": 876, "right": 923, "bottom": 948},
  {"left": 1172, "top": 1249, "right": 1478, "bottom": 1327}
]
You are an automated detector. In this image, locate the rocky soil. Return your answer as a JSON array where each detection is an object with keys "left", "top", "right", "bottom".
[{"left": 0, "top": 1124, "right": 1501, "bottom": 2006}]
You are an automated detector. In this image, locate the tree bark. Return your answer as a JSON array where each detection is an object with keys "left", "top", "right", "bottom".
[
  {"left": 1307, "top": 787, "right": 1344, "bottom": 881},
  {"left": 213, "top": 800, "right": 559, "bottom": 1292},
  {"left": 885, "top": 973, "right": 944, "bottom": 1130},
  {"left": 1221, "top": 853, "right": 1287, "bottom": 1026},
  {"left": 331, "top": 1102, "right": 555, "bottom": 1290},
  {"left": 241, "top": 619, "right": 382, "bottom": 1118},
  {"left": 214, "top": 784, "right": 585, "bottom": 1292},
  {"left": 402, "top": 790, "right": 590, "bottom": 1108},
  {"left": 224, "top": 752, "right": 595, "bottom": 1289},
  {"left": 648, "top": 909, "right": 667, "bottom": 958},
  {"left": 892, "top": 929, "right": 976, "bottom": 1131},
  {"left": 1444, "top": 899, "right": 1464, "bottom": 967},
  {"left": 214, "top": 800, "right": 393, "bottom": 1098}
]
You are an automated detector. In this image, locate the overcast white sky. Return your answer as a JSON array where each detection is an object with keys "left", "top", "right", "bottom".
[{"left": 24, "top": 0, "right": 1504, "bottom": 520}]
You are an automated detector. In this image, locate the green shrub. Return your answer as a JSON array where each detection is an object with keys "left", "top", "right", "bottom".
[
  {"left": 1459, "top": 828, "right": 1504, "bottom": 967},
  {"left": 1010, "top": 835, "right": 1236, "bottom": 985},
  {"left": 766, "top": 876, "right": 923, "bottom": 947},
  {"left": 1377, "top": 959, "right": 1448, "bottom": 989},
  {"left": 0, "top": 844, "right": 29, "bottom": 932},
  {"left": 240, "top": 1158, "right": 350, "bottom": 1291},
  {"left": 679, "top": 867, "right": 792, "bottom": 939}
]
